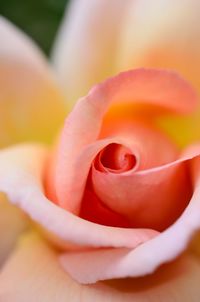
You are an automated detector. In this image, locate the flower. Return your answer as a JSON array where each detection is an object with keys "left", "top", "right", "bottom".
[{"left": 1, "top": 0, "right": 200, "bottom": 301}]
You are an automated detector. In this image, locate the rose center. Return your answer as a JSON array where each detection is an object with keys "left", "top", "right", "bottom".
[{"left": 95, "top": 143, "right": 136, "bottom": 173}]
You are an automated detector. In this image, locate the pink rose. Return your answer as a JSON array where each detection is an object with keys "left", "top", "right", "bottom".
[{"left": 1, "top": 0, "right": 200, "bottom": 301}]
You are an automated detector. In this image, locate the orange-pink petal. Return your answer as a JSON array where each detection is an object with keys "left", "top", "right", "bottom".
[
  {"left": 0, "top": 144, "right": 200, "bottom": 283},
  {"left": 50, "top": 69, "right": 197, "bottom": 212},
  {"left": 0, "top": 144, "right": 157, "bottom": 249},
  {"left": 60, "top": 148, "right": 200, "bottom": 283}
]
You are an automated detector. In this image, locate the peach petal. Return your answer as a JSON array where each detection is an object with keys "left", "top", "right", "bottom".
[
  {"left": 0, "top": 145, "right": 200, "bottom": 283},
  {"left": 92, "top": 159, "right": 191, "bottom": 230},
  {"left": 60, "top": 152, "right": 200, "bottom": 283},
  {"left": 99, "top": 119, "right": 179, "bottom": 170},
  {"left": 1, "top": 232, "right": 200, "bottom": 301},
  {"left": 0, "top": 17, "right": 66, "bottom": 146},
  {"left": 79, "top": 189, "right": 131, "bottom": 228},
  {"left": 0, "top": 144, "right": 157, "bottom": 249},
  {"left": 52, "top": 0, "right": 132, "bottom": 104},
  {"left": 52, "top": 69, "right": 197, "bottom": 211}
]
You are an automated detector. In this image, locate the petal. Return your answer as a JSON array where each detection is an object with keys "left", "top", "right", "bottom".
[
  {"left": 1, "top": 232, "right": 200, "bottom": 301},
  {"left": 0, "top": 194, "right": 28, "bottom": 266},
  {"left": 50, "top": 69, "right": 197, "bottom": 212},
  {"left": 0, "top": 144, "right": 157, "bottom": 249},
  {"left": 0, "top": 144, "right": 200, "bottom": 283},
  {"left": 0, "top": 17, "right": 66, "bottom": 146},
  {"left": 59, "top": 147, "right": 200, "bottom": 283},
  {"left": 117, "top": 0, "right": 200, "bottom": 87},
  {"left": 116, "top": 0, "right": 200, "bottom": 146},
  {"left": 92, "top": 156, "right": 191, "bottom": 231},
  {"left": 51, "top": 0, "right": 132, "bottom": 105}
]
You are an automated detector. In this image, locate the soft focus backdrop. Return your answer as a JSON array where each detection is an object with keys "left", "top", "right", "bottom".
[{"left": 0, "top": 0, "right": 69, "bottom": 54}]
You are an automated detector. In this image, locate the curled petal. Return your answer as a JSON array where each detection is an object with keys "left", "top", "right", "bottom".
[
  {"left": 60, "top": 146, "right": 200, "bottom": 283},
  {"left": 0, "top": 145, "right": 200, "bottom": 283},
  {"left": 92, "top": 158, "right": 191, "bottom": 230},
  {"left": 49, "top": 69, "right": 197, "bottom": 211},
  {"left": 116, "top": 0, "right": 200, "bottom": 146},
  {"left": 0, "top": 144, "right": 157, "bottom": 249}
]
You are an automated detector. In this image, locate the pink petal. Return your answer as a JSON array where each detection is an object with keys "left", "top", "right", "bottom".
[
  {"left": 60, "top": 149, "right": 200, "bottom": 283},
  {"left": 49, "top": 69, "right": 197, "bottom": 212},
  {"left": 92, "top": 157, "right": 191, "bottom": 230},
  {"left": 1, "top": 232, "right": 200, "bottom": 301},
  {"left": 0, "top": 17, "right": 66, "bottom": 145},
  {"left": 0, "top": 144, "right": 157, "bottom": 249},
  {"left": 0, "top": 144, "right": 200, "bottom": 283}
]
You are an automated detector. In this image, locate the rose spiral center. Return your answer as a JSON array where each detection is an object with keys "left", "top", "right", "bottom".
[{"left": 95, "top": 143, "right": 136, "bottom": 173}]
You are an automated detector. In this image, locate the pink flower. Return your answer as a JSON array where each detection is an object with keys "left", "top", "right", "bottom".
[{"left": 1, "top": 0, "right": 200, "bottom": 300}]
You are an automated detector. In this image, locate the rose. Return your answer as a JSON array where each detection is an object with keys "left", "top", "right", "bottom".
[
  {"left": 43, "top": 67, "right": 200, "bottom": 285},
  {"left": 1, "top": 1, "right": 200, "bottom": 301}
]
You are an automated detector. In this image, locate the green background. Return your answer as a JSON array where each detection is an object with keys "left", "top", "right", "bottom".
[{"left": 0, "top": 0, "right": 69, "bottom": 55}]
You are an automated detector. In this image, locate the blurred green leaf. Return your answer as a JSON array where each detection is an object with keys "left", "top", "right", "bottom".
[{"left": 0, "top": 0, "right": 69, "bottom": 55}]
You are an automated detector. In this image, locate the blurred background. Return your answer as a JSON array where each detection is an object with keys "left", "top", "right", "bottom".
[{"left": 0, "top": 0, "right": 69, "bottom": 55}]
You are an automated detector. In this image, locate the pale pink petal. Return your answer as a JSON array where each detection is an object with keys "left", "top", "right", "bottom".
[
  {"left": 0, "top": 144, "right": 200, "bottom": 283},
  {"left": 1, "top": 232, "right": 200, "bottom": 301},
  {"left": 0, "top": 195, "right": 28, "bottom": 266},
  {"left": 0, "top": 144, "right": 157, "bottom": 249},
  {"left": 0, "top": 17, "right": 66, "bottom": 145},
  {"left": 50, "top": 69, "right": 197, "bottom": 212},
  {"left": 51, "top": 0, "right": 132, "bottom": 104}
]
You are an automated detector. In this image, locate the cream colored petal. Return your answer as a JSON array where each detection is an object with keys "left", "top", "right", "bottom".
[
  {"left": 0, "top": 194, "right": 28, "bottom": 266},
  {"left": 117, "top": 0, "right": 200, "bottom": 83},
  {"left": 51, "top": 0, "right": 132, "bottom": 105},
  {"left": 0, "top": 17, "right": 66, "bottom": 146},
  {"left": 0, "top": 232, "right": 200, "bottom": 302},
  {"left": 116, "top": 0, "right": 200, "bottom": 146}
]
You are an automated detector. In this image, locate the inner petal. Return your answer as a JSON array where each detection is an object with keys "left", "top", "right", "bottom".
[
  {"left": 95, "top": 143, "right": 137, "bottom": 173},
  {"left": 89, "top": 122, "right": 191, "bottom": 231},
  {"left": 99, "top": 118, "right": 179, "bottom": 170}
]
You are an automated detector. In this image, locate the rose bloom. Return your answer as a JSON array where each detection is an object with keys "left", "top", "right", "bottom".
[{"left": 1, "top": 0, "right": 200, "bottom": 301}]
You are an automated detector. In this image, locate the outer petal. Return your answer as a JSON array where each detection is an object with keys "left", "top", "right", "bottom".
[
  {"left": 1, "top": 143, "right": 200, "bottom": 283},
  {"left": 0, "top": 195, "right": 28, "bottom": 266},
  {"left": 116, "top": 0, "right": 200, "bottom": 146},
  {"left": 51, "top": 0, "right": 132, "bottom": 105},
  {"left": 0, "top": 144, "right": 157, "bottom": 249},
  {"left": 0, "top": 17, "right": 66, "bottom": 146},
  {"left": 52, "top": 0, "right": 200, "bottom": 146},
  {"left": 1, "top": 232, "right": 200, "bottom": 301},
  {"left": 117, "top": 0, "right": 200, "bottom": 87}
]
